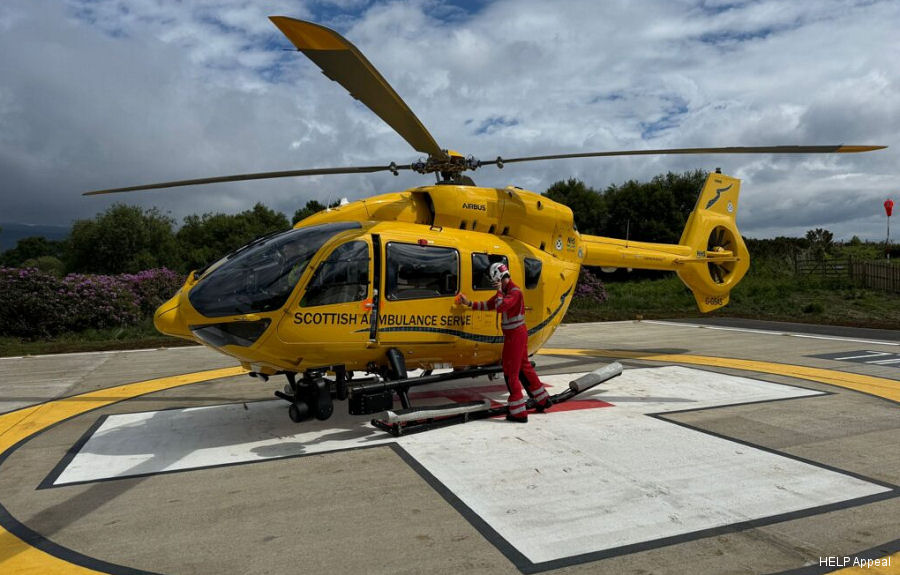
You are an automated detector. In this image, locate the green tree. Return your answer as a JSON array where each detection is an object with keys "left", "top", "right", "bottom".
[
  {"left": 543, "top": 179, "right": 606, "bottom": 235},
  {"left": 744, "top": 236, "right": 809, "bottom": 276},
  {"left": 1, "top": 236, "right": 67, "bottom": 268},
  {"left": 601, "top": 170, "right": 707, "bottom": 243},
  {"left": 292, "top": 199, "right": 341, "bottom": 225},
  {"left": 68, "top": 204, "right": 179, "bottom": 273},
  {"left": 805, "top": 228, "right": 835, "bottom": 261},
  {"left": 544, "top": 171, "right": 707, "bottom": 243},
  {"left": 177, "top": 202, "right": 289, "bottom": 272}
]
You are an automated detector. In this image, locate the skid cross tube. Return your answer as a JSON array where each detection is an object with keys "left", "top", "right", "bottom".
[{"left": 348, "top": 364, "right": 505, "bottom": 397}]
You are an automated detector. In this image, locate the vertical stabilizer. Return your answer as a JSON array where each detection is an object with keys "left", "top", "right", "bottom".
[{"left": 675, "top": 172, "right": 750, "bottom": 312}]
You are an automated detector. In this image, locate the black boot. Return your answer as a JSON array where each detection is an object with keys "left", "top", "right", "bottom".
[{"left": 535, "top": 398, "right": 553, "bottom": 413}]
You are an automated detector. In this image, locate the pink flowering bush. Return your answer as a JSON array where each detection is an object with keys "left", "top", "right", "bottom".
[
  {"left": 121, "top": 268, "right": 184, "bottom": 316},
  {"left": 574, "top": 267, "right": 608, "bottom": 304},
  {"left": 0, "top": 267, "right": 70, "bottom": 337},
  {"left": 0, "top": 267, "right": 184, "bottom": 338},
  {"left": 57, "top": 273, "right": 141, "bottom": 333}
]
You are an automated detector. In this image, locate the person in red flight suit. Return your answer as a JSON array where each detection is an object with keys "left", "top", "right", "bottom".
[{"left": 456, "top": 262, "right": 552, "bottom": 422}]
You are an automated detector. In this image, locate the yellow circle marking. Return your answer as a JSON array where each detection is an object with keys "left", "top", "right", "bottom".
[
  {"left": 0, "top": 366, "right": 246, "bottom": 574},
  {"left": 539, "top": 348, "right": 900, "bottom": 403}
]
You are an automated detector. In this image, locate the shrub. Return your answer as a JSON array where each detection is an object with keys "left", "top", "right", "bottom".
[
  {"left": 0, "top": 267, "right": 183, "bottom": 338},
  {"left": 58, "top": 273, "right": 141, "bottom": 332},
  {"left": 803, "top": 302, "right": 825, "bottom": 314},
  {"left": 121, "top": 268, "right": 184, "bottom": 316},
  {"left": 574, "top": 267, "right": 608, "bottom": 304},
  {"left": 21, "top": 255, "right": 66, "bottom": 277},
  {"left": 0, "top": 267, "right": 69, "bottom": 337}
]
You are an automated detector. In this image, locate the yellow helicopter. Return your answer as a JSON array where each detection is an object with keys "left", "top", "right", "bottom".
[{"left": 86, "top": 17, "right": 884, "bottom": 424}]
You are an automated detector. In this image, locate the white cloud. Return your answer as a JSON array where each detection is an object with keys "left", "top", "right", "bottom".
[{"left": 0, "top": 0, "right": 897, "bottom": 242}]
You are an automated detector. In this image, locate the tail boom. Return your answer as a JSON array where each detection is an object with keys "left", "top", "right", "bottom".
[{"left": 580, "top": 172, "right": 749, "bottom": 312}]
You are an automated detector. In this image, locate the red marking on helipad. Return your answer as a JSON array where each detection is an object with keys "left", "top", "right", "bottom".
[
  {"left": 410, "top": 383, "right": 508, "bottom": 403},
  {"left": 540, "top": 399, "right": 613, "bottom": 412},
  {"left": 409, "top": 383, "right": 613, "bottom": 412}
]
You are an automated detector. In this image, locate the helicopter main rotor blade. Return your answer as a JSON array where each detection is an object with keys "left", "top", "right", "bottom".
[
  {"left": 83, "top": 163, "right": 411, "bottom": 195},
  {"left": 270, "top": 16, "right": 444, "bottom": 159},
  {"left": 482, "top": 145, "right": 887, "bottom": 167}
]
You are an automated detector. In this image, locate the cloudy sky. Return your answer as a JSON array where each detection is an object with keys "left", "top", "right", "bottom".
[{"left": 0, "top": 0, "right": 897, "bottom": 241}]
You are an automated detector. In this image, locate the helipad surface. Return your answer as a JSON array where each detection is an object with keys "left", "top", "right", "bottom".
[{"left": 0, "top": 320, "right": 897, "bottom": 574}]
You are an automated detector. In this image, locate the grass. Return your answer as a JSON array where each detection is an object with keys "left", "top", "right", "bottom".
[
  {"left": 2, "top": 273, "right": 897, "bottom": 358},
  {"left": 0, "top": 319, "right": 197, "bottom": 357},
  {"left": 567, "top": 273, "right": 900, "bottom": 329}
]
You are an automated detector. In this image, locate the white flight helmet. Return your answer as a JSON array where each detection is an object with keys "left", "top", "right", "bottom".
[{"left": 488, "top": 262, "right": 510, "bottom": 284}]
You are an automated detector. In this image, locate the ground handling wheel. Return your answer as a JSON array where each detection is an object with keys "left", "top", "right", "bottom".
[
  {"left": 288, "top": 401, "right": 310, "bottom": 423},
  {"left": 277, "top": 371, "right": 336, "bottom": 422},
  {"left": 311, "top": 377, "right": 333, "bottom": 421}
]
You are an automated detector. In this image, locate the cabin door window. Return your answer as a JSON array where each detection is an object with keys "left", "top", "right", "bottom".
[
  {"left": 301, "top": 240, "right": 370, "bottom": 307},
  {"left": 378, "top": 242, "right": 459, "bottom": 345}
]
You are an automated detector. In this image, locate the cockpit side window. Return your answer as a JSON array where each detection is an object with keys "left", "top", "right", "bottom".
[
  {"left": 385, "top": 242, "right": 458, "bottom": 300},
  {"left": 301, "top": 241, "right": 370, "bottom": 307},
  {"left": 188, "top": 222, "right": 360, "bottom": 317},
  {"left": 471, "top": 253, "right": 509, "bottom": 290}
]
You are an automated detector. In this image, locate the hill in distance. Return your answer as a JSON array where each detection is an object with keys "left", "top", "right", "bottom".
[{"left": 0, "top": 222, "right": 71, "bottom": 252}]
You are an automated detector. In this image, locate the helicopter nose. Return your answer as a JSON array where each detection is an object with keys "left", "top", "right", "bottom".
[{"left": 153, "top": 295, "right": 193, "bottom": 339}]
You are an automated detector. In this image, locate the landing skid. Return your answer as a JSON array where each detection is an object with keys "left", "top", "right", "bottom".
[{"left": 371, "top": 362, "right": 624, "bottom": 436}]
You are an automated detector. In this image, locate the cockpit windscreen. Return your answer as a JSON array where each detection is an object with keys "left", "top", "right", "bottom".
[{"left": 189, "top": 222, "right": 361, "bottom": 317}]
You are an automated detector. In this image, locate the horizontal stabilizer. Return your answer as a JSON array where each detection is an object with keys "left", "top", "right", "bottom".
[{"left": 569, "top": 362, "right": 624, "bottom": 393}]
